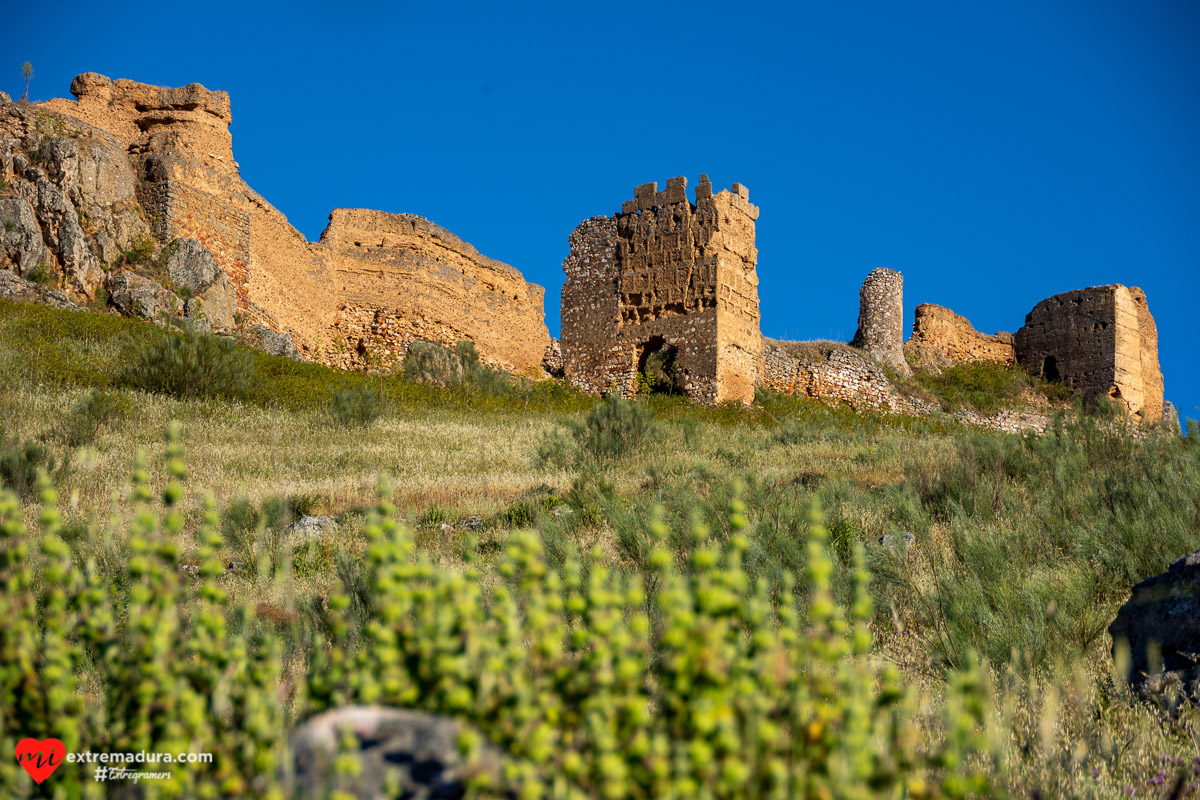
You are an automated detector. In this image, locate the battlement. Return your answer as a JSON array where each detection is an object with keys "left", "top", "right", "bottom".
[{"left": 617, "top": 175, "right": 758, "bottom": 220}]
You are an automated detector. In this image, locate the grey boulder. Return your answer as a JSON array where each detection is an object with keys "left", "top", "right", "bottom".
[
  {"left": 1109, "top": 549, "right": 1200, "bottom": 709},
  {"left": 250, "top": 323, "right": 301, "bottom": 360},
  {"left": 37, "top": 131, "right": 150, "bottom": 264},
  {"left": 288, "top": 706, "right": 508, "bottom": 800},
  {"left": 168, "top": 239, "right": 238, "bottom": 331},
  {"left": 107, "top": 270, "right": 180, "bottom": 321},
  {"left": 0, "top": 196, "right": 52, "bottom": 276},
  {"left": 286, "top": 515, "right": 338, "bottom": 539}
]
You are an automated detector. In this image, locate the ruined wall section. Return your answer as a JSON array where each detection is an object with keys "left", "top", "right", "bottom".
[
  {"left": 560, "top": 175, "right": 762, "bottom": 404},
  {"left": 707, "top": 182, "right": 764, "bottom": 405},
  {"left": 612, "top": 177, "right": 721, "bottom": 401},
  {"left": 561, "top": 215, "right": 623, "bottom": 394},
  {"left": 1014, "top": 284, "right": 1164, "bottom": 425},
  {"left": 1131, "top": 288, "right": 1164, "bottom": 427},
  {"left": 318, "top": 209, "right": 550, "bottom": 375},
  {"left": 764, "top": 340, "right": 901, "bottom": 410},
  {"left": 908, "top": 304, "right": 1015, "bottom": 367}
]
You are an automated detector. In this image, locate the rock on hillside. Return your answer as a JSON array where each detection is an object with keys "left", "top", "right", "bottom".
[
  {"left": 289, "top": 706, "right": 508, "bottom": 800},
  {"left": 1109, "top": 549, "right": 1200, "bottom": 709}
]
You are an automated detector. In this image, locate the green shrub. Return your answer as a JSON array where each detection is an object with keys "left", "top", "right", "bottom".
[
  {"left": 880, "top": 413, "right": 1200, "bottom": 670},
  {"left": 402, "top": 338, "right": 463, "bottom": 386},
  {"left": 118, "top": 320, "right": 258, "bottom": 401},
  {"left": 117, "top": 232, "right": 156, "bottom": 267},
  {"left": 53, "top": 388, "right": 129, "bottom": 448},
  {"left": 912, "top": 362, "right": 1030, "bottom": 413},
  {"left": 25, "top": 264, "right": 52, "bottom": 285},
  {"left": 577, "top": 395, "right": 657, "bottom": 461},
  {"left": 330, "top": 382, "right": 382, "bottom": 426},
  {"left": 0, "top": 437, "right": 58, "bottom": 500},
  {"left": 2, "top": 219, "right": 15, "bottom": 232},
  {"left": 538, "top": 395, "right": 659, "bottom": 469},
  {"left": 401, "top": 339, "right": 512, "bottom": 396}
]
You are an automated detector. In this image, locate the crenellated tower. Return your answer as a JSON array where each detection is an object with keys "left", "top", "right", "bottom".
[{"left": 560, "top": 175, "right": 763, "bottom": 404}]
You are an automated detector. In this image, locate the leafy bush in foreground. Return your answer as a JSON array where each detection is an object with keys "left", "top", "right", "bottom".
[
  {"left": 311, "top": 488, "right": 1003, "bottom": 799},
  {"left": 0, "top": 425, "right": 1005, "bottom": 798},
  {"left": 0, "top": 427, "right": 284, "bottom": 798}
]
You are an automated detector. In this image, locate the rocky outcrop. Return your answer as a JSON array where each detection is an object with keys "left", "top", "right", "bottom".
[
  {"left": 107, "top": 270, "right": 180, "bottom": 320},
  {"left": 1162, "top": 401, "right": 1181, "bottom": 435},
  {"left": 166, "top": 238, "right": 237, "bottom": 330},
  {"left": 907, "top": 304, "right": 1015, "bottom": 369},
  {"left": 1109, "top": 550, "right": 1200, "bottom": 709},
  {"left": 0, "top": 196, "right": 51, "bottom": 276},
  {"left": 35, "top": 132, "right": 148, "bottom": 263},
  {"left": 0, "top": 270, "right": 80, "bottom": 310},
  {"left": 248, "top": 323, "right": 301, "bottom": 360},
  {"left": 0, "top": 98, "right": 149, "bottom": 301},
  {"left": 288, "top": 706, "right": 508, "bottom": 800}
]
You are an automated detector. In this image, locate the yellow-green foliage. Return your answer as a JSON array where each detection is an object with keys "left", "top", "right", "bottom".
[
  {"left": 311, "top": 487, "right": 1003, "bottom": 799},
  {"left": 0, "top": 425, "right": 286, "bottom": 799},
  {"left": 0, "top": 426, "right": 1006, "bottom": 799}
]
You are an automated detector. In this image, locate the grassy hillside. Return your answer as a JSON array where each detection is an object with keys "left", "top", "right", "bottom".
[{"left": 0, "top": 299, "right": 1197, "bottom": 798}]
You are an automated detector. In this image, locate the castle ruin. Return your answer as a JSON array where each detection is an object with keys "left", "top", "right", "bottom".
[
  {"left": 26, "top": 74, "right": 550, "bottom": 375},
  {"left": 1015, "top": 285, "right": 1163, "bottom": 425},
  {"left": 0, "top": 74, "right": 1173, "bottom": 428},
  {"left": 908, "top": 304, "right": 1016, "bottom": 367},
  {"left": 560, "top": 176, "right": 763, "bottom": 405}
]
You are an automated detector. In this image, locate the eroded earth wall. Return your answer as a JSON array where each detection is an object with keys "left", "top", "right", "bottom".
[
  {"left": 908, "top": 304, "right": 1016, "bottom": 366},
  {"left": 318, "top": 210, "right": 549, "bottom": 374},
  {"left": 560, "top": 175, "right": 763, "bottom": 404}
]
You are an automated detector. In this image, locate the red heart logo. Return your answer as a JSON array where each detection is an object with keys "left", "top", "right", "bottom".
[{"left": 15, "top": 738, "right": 66, "bottom": 784}]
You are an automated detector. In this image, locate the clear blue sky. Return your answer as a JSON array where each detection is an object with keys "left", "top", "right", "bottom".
[{"left": 9, "top": 0, "right": 1198, "bottom": 428}]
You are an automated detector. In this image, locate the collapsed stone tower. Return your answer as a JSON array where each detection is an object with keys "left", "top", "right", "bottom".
[
  {"left": 1015, "top": 284, "right": 1163, "bottom": 425},
  {"left": 560, "top": 175, "right": 763, "bottom": 404},
  {"left": 851, "top": 268, "right": 910, "bottom": 377}
]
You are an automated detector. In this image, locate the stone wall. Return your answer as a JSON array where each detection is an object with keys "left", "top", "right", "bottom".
[
  {"left": 1015, "top": 284, "right": 1164, "bottom": 426},
  {"left": 851, "top": 268, "right": 910, "bottom": 376},
  {"left": 764, "top": 340, "right": 902, "bottom": 410},
  {"left": 908, "top": 303, "right": 1015, "bottom": 367},
  {"left": 36, "top": 73, "right": 549, "bottom": 373},
  {"left": 560, "top": 175, "right": 763, "bottom": 404},
  {"left": 317, "top": 210, "right": 550, "bottom": 375}
]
